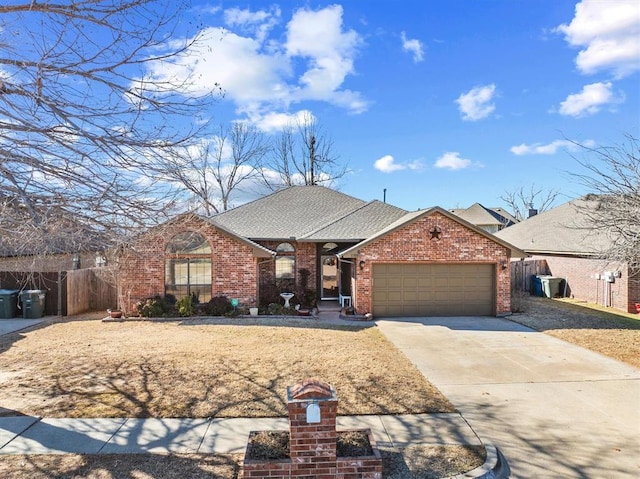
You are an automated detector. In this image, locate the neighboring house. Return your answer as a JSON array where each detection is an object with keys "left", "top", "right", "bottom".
[
  {"left": 449, "top": 203, "right": 518, "bottom": 233},
  {"left": 495, "top": 197, "right": 640, "bottom": 314},
  {"left": 118, "top": 186, "right": 525, "bottom": 317}
]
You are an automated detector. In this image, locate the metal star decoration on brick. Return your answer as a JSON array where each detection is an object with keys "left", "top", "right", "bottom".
[{"left": 429, "top": 226, "right": 442, "bottom": 240}]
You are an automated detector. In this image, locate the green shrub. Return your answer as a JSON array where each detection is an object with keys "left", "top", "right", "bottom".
[{"left": 176, "top": 295, "right": 195, "bottom": 317}]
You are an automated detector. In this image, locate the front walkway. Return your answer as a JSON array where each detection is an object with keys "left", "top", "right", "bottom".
[
  {"left": 375, "top": 316, "right": 640, "bottom": 479},
  {"left": 0, "top": 413, "right": 480, "bottom": 454}
]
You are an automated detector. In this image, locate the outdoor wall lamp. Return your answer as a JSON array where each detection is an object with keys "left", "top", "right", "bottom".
[
  {"left": 359, "top": 260, "right": 366, "bottom": 271},
  {"left": 500, "top": 260, "right": 508, "bottom": 270}
]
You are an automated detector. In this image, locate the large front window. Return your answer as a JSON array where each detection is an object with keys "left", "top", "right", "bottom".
[{"left": 165, "top": 232, "right": 212, "bottom": 302}]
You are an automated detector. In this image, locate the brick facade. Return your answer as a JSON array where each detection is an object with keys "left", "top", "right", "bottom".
[
  {"left": 352, "top": 212, "right": 512, "bottom": 316},
  {"left": 528, "top": 255, "right": 639, "bottom": 313},
  {"left": 118, "top": 216, "right": 260, "bottom": 314},
  {"left": 118, "top": 210, "right": 515, "bottom": 316}
]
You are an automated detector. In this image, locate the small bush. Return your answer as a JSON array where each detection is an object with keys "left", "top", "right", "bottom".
[
  {"left": 136, "top": 296, "right": 174, "bottom": 318},
  {"left": 176, "top": 295, "right": 195, "bottom": 317},
  {"left": 202, "top": 296, "right": 234, "bottom": 316}
]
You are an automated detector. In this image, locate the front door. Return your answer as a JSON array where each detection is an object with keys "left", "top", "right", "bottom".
[{"left": 321, "top": 255, "right": 338, "bottom": 299}]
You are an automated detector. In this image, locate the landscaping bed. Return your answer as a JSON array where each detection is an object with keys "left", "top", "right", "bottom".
[{"left": 0, "top": 446, "right": 487, "bottom": 479}]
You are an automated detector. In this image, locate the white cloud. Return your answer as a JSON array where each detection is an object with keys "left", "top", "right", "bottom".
[
  {"left": 285, "top": 5, "right": 368, "bottom": 112},
  {"left": 248, "top": 109, "right": 314, "bottom": 133},
  {"left": 224, "top": 6, "right": 281, "bottom": 43},
  {"left": 374, "top": 155, "right": 423, "bottom": 173},
  {"left": 374, "top": 155, "right": 405, "bottom": 173},
  {"left": 556, "top": 81, "right": 624, "bottom": 117},
  {"left": 142, "top": 5, "right": 368, "bottom": 120},
  {"left": 434, "top": 152, "right": 473, "bottom": 170},
  {"left": 555, "top": 0, "right": 640, "bottom": 78},
  {"left": 510, "top": 139, "right": 596, "bottom": 155},
  {"left": 400, "top": 31, "right": 424, "bottom": 63},
  {"left": 455, "top": 84, "right": 496, "bottom": 121}
]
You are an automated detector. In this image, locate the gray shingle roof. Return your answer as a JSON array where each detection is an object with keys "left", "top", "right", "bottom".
[
  {"left": 301, "top": 200, "right": 408, "bottom": 241},
  {"left": 494, "top": 197, "right": 610, "bottom": 255},
  {"left": 450, "top": 203, "right": 516, "bottom": 227},
  {"left": 212, "top": 186, "right": 368, "bottom": 240}
]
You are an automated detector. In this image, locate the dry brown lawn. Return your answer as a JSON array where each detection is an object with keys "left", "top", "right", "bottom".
[
  {"left": 0, "top": 315, "right": 454, "bottom": 418},
  {"left": 512, "top": 295, "right": 640, "bottom": 368}
]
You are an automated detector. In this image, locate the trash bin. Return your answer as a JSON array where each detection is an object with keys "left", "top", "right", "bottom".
[
  {"left": 531, "top": 275, "right": 543, "bottom": 297},
  {"left": 540, "top": 276, "right": 564, "bottom": 298},
  {"left": 0, "top": 289, "right": 19, "bottom": 318},
  {"left": 19, "top": 290, "right": 46, "bottom": 319}
]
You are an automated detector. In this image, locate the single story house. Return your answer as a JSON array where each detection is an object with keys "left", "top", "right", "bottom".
[
  {"left": 495, "top": 197, "right": 640, "bottom": 314},
  {"left": 118, "top": 186, "right": 525, "bottom": 317}
]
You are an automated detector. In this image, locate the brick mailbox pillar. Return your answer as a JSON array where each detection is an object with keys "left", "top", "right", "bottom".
[{"left": 287, "top": 379, "right": 338, "bottom": 478}]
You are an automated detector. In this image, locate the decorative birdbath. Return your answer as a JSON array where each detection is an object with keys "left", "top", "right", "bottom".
[{"left": 280, "top": 292, "right": 294, "bottom": 308}]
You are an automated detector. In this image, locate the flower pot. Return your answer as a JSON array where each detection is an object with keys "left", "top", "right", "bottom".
[
  {"left": 249, "top": 307, "right": 259, "bottom": 316},
  {"left": 635, "top": 303, "right": 640, "bottom": 314},
  {"left": 108, "top": 310, "right": 123, "bottom": 319}
]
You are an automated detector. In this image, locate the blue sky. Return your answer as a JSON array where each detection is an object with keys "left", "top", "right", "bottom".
[{"left": 150, "top": 0, "right": 640, "bottom": 212}]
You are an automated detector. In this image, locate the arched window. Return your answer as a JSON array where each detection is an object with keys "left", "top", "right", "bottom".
[
  {"left": 275, "top": 242, "right": 295, "bottom": 280},
  {"left": 165, "top": 232, "right": 212, "bottom": 302}
]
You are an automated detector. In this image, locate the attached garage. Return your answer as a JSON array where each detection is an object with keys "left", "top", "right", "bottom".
[
  {"left": 338, "top": 207, "right": 526, "bottom": 317},
  {"left": 372, "top": 263, "right": 496, "bottom": 317}
]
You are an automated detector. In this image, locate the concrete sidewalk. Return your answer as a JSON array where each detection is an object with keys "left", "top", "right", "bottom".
[
  {"left": 0, "top": 413, "right": 480, "bottom": 455},
  {"left": 0, "top": 318, "right": 47, "bottom": 337}
]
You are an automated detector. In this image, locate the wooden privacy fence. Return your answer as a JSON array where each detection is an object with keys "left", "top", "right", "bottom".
[
  {"left": 0, "top": 268, "right": 116, "bottom": 317},
  {"left": 66, "top": 268, "right": 117, "bottom": 316},
  {"left": 510, "top": 259, "right": 549, "bottom": 293}
]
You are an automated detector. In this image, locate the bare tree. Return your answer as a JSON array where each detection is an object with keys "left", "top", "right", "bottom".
[
  {"left": 259, "top": 112, "right": 346, "bottom": 189},
  {"left": 571, "top": 134, "right": 640, "bottom": 271},
  {"left": 158, "top": 123, "right": 270, "bottom": 215},
  {"left": 500, "top": 185, "right": 561, "bottom": 221},
  {"left": 0, "top": 0, "right": 218, "bottom": 256}
]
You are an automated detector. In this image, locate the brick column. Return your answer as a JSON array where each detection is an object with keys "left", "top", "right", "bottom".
[{"left": 287, "top": 379, "right": 338, "bottom": 479}]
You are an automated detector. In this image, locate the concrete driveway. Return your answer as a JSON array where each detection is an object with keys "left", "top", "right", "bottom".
[{"left": 376, "top": 316, "right": 640, "bottom": 479}]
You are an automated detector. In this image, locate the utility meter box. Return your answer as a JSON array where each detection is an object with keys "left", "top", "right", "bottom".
[{"left": 603, "top": 271, "right": 615, "bottom": 283}]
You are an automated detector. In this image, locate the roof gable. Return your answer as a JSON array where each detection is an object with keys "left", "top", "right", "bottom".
[
  {"left": 338, "top": 207, "right": 526, "bottom": 258},
  {"left": 143, "top": 213, "right": 274, "bottom": 258},
  {"left": 450, "top": 203, "right": 516, "bottom": 227}
]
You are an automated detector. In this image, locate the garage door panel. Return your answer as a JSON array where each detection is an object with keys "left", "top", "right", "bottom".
[
  {"left": 403, "top": 277, "right": 418, "bottom": 288},
  {"left": 403, "top": 291, "right": 417, "bottom": 301},
  {"left": 372, "top": 263, "right": 495, "bottom": 317}
]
